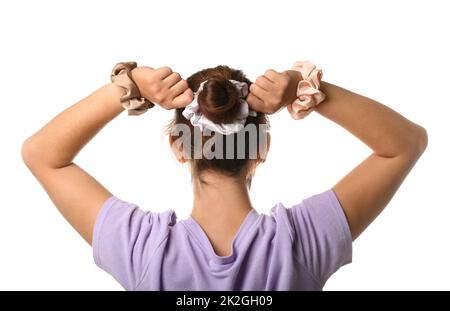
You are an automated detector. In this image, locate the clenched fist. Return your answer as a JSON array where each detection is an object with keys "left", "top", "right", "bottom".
[
  {"left": 132, "top": 66, "right": 194, "bottom": 109},
  {"left": 246, "top": 69, "right": 302, "bottom": 114}
]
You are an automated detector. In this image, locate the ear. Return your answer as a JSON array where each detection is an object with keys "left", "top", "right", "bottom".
[{"left": 169, "top": 135, "right": 187, "bottom": 164}]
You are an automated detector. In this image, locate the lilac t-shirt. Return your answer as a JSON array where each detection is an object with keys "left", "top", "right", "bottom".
[{"left": 93, "top": 189, "right": 352, "bottom": 290}]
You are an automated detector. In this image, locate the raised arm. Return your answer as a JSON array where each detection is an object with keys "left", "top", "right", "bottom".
[
  {"left": 247, "top": 68, "right": 427, "bottom": 240},
  {"left": 314, "top": 81, "right": 427, "bottom": 240},
  {"left": 21, "top": 65, "right": 192, "bottom": 245}
]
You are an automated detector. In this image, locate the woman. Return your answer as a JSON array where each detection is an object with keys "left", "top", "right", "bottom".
[{"left": 21, "top": 61, "right": 427, "bottom": 290}]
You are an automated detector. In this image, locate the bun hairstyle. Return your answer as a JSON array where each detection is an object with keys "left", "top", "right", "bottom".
[
  {"left": 197, "top": 77, "right": 242, "bottom": 124},
  {"left": 168, "top": 65, "right": 269, "bottom": 182}
]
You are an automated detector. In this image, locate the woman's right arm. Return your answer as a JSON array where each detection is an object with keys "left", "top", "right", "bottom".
[
  {"left": 247, "top": 69, "right": 427, "bottom": 241},
  {"left": 313, "top": 81, "right": 427, "bottom": 240}
]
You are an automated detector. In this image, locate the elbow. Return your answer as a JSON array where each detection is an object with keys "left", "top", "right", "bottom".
[
  {"left": 414, "top": 125, "right": 428, "bottom": 154},
  {"left": 21, "top": 138, "right": 40, "bottom": 169},
  {"left": 405, "top": 125, "right": 428, "bottom": 157},
  {"left": 22, "top": 138, "right": 67, "bottom": 170}
]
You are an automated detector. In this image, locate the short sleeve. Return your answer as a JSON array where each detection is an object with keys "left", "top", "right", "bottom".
[
  {"left": 92, "top": 196, "right": 175, "bottom": 290},
  {"left": 288, "top": 189, "right": 352, "bottom": 285}
]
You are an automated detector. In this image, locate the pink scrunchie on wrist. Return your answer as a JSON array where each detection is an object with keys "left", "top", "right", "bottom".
[{"left": 287, "top": 61, "right": 326, "bottom": 120}]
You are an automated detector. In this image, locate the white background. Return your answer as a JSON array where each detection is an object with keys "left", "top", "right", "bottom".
[{"left": 0, "top": 0, "right": 448, "bottom": 290}]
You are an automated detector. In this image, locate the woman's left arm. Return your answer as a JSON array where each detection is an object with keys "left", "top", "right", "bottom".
[{"left": 21, "top": 66, "right": 192, "bottom": 245}]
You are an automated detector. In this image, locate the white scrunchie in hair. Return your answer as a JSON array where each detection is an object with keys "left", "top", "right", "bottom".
[{"left": 182, "top": 79, "right": 257, "bottom": 135}]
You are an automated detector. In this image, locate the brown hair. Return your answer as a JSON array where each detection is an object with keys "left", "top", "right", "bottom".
[{"left": 168, "top": 65, "right": 269, "bottom": 181}]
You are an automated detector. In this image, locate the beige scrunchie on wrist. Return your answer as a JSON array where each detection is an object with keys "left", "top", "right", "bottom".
[{"left": 111, "top": 62, "right": 155, "bottom": 116}]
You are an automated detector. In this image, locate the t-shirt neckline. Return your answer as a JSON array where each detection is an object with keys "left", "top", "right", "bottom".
[{"left": 183, "top": 209, "right": 259, "bottom": 266}]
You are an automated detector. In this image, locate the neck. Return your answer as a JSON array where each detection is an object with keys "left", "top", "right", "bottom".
[
  {"left": 192, "top": 171, "right": 253, "bottom": 221},
  {"left": 190, "top": 171, "right": 253, "bottom": 255}
]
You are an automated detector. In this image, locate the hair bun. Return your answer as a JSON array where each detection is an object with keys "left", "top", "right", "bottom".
[{"left": 197, "top": 77, "right": 242, "bottom": 124}]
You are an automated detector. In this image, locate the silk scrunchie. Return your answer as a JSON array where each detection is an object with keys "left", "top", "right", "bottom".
[
  {"left": 111, "top": 62, "right": 155, "bottom": 116},
  {"left": 287, "top": 61, "right": 326, "bottom": 120},
  {"left": 182, "top": 79, "right": 257, "bottom": 135}
]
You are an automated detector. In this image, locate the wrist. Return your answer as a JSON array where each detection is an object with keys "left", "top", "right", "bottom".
[
  {"left": 286, "top": 61, "right": 326, "bottom": 120},
  {"left": 130, "top": 67, "right": 143, "bottom": 92},
  {"left": 108, "top": 82, "right": 127, "bottom": 104},
  {"left": 110, "top": 62, "right": 154, "bottom": 116},
  {"left": 285, "top": 69, "right": 303, "bottom": 83},
  {"left": 282, "top": 70, "right": 303, "bottom": 103},
  {"left": 95, "top": 83, "right": 127, "bottom": 115}
]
